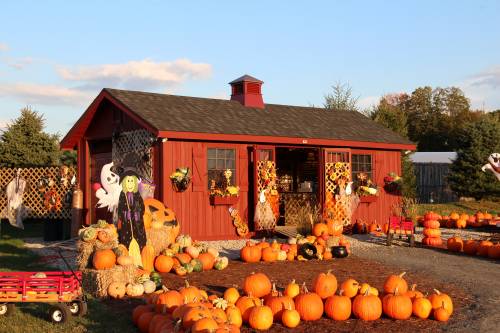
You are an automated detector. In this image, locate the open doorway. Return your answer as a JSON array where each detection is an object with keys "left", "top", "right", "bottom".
[{"left": 275, "top": 147, "right": 321, "bottom": 227}]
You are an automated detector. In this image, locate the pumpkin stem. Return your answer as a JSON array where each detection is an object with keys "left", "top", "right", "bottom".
[
  {"left": 290, "top": 279, "right": 296, "bottom": 284},
  {"left": 433, "top": 288, "right": 441, "bottom": 295},
  {"left": 338, "top": 289, "right": 344, "bottom": 296},
  {"left": 399, "top": 272, "right": 406, "bottom": 278},
  {"left": 184, "top": 280, "right": 190, "bottom": 288},
  {"left": 364, "top": 287, "right": 371, "bottom": 296},
  {"left": 161, "top": 285, "right": 169, "bottom": 292},
  {"left": 326, "top": 269, "right": 333, "bottom": 275}
]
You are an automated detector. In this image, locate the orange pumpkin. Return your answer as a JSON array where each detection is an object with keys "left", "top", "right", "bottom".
[
  {"left": 265, "top": 293, "right": 295, "bottom": 321},
  {"left": 341, "top": 279, "right": 359, "bottom": 298},
  {"left": 248, "top": 303, "right": 274, "bottom": 330},
  {"left": 352, "top": 289, "right": 382, "bottom": 321},
  {"left": 240, "top": 243, "right": 262, "bottom": 263},
  {"left": 198, "top": 252, "right": 216, "bottom": 270},
  {"left": 312, "top": 270, "right": 338, "bottom": 299},
  {"left": 382, "top": 288, "right": 412, "bottom": 320},
  {"left": 132, "top": 304, "right": 154, "bottom": 325},
  {"left": 477, "top": 239, "right": 493, "bottom": 257},
  {"left": 92, "top": 249, "right": 116, "bottom": 270},
  {"left": 179, "top": 281, "right": 201, "bottom": 303},
  {"left": 447, "top": 236, "right": 463, "bottom": 252},
  {"left": 155, "top": 289, "right": 183, "bottom": 313},
  {"left": 154, "top": 255, "right": 174, "bottom": 273},
  {"left": 488, "top": 243, "right": 500, "bottom": 259},
  {"left": 294, "top": 286, "right": 323, "bottom": 321},
  {"left": 235, "top": 296, "right": 260, "bottom": 322},
  {"left": 312, "top": 223, "right": 329, "bottom": 237},
  {"left": 383, "top": 272, "right": 408, "bottom": 294},
  {"left": 324, "top": 291, "right": 351, "bottom": 321},
  {"left": 463, "top": 240, "right": 479, "bottom": 255},
  {"left": 422, "top": 237, "right": 442, "bottom": 247},
  {"left": 243, "top": 272, "right": 272, "bottom": 298},
  {"left": 137, "top": 311, "right": 155, "bottom": 333},
  {"left": 428, "top": 289, "right": 453, "bottom": 315},
  {"left": 261, "top": 247, "right": 279, "bottom": 262}
]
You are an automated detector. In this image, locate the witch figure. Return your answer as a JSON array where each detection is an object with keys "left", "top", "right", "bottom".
[{"left": 116, "top": 155, "right": 147, "bottom": 266}]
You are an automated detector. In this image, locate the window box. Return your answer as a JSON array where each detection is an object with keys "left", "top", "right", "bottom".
[
  {"left": 210, "top": 196, "right": 239, "bottom": 206},
  {"left": 360, "top": 196, "right": 377, "bottom": 203}
]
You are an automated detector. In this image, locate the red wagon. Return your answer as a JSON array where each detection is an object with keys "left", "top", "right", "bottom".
[
  {"left": 0, "top": 271, "right": 87, "bottom": 323},
  {"left": 386, "top": 216, "right": 415, "bottom": 247}
]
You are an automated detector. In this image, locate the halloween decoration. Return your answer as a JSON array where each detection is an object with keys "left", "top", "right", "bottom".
[
  {"left": 254, "top": 190, "right": 276, "bottom": 231},
  {"left": 170, "top": 167, "right": 191, "bottom": 192},
  {"left": 95, "top": 162, "right": 121, "bottom": 215},
  {"left": 138, "top": 178, "right": 155, "bottom": 200},
  {"left": 142, "top": 198, "right": 179, "bottom": 244},
  {"left": 117, "top": 160, "right": 147, "bottom": 267},
  {"left": 481, "top": 153, "right": 500, "bottom": 181},
  {"left": 332, "top": 245, "right": 348, "bottom": 258},
  {"left": 5, "top": 169, "right": 27, "bottom": 229},
  {"left": 229, "top": 207, "right": 249, "bottom": 237}
]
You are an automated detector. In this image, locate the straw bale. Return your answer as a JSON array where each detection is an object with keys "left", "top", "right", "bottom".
[
  {"left": 146, "top": 226, "right": 175, "bottom": 256},
  {"left": 82, "top": 264, "right": 136, "bottom": 298}
]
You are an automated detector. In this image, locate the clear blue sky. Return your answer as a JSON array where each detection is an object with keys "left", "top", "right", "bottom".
[{"left": 0, "top": 0, "right": 499, "bottom": 135}]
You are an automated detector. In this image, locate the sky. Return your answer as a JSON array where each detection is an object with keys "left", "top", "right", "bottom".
[{"left": 0, "top": 0, "right": 499, "bottom": 135}]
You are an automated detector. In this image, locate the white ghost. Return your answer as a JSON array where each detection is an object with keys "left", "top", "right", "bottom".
[
  {"left": 481, "top": 153, "right": 500, "bottom": 181},
  {"left": 95, "top": 162, "right": 121, "bottom": 212}
]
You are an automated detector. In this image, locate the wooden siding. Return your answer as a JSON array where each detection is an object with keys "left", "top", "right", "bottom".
[
  {"left": 352, "top": 150, "right": 402, "bottom": 226},
  {"left": 161, "top": 140, "right": 249, "bottom": 240},
  {"left": 414, "top": 163, "right": 458, "bottom": 203}
]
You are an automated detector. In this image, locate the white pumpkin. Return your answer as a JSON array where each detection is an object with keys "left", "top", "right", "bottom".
[
  {"left": 117, "top": 255, "right": 134, "bottom": 266},
  {"left": 108, "top": 282, "right": 126, "bottom": 299},
  {"left": 277, "top": 250, "right": 287, "bottom": 261},
  {"left": 143, "top": 280, "right": 156, "bottom": 294},
  {"left": 287, "top": 237, "right": 297, "bottom": 245},
  {"left": 126, "top": 283, "right": 144, "bottom": 297},
  {"left": 206, "top": 247, "right": 219, "bottom": 258},
  {"left": 176, "top": 234, "right": 192, "bottom": 248},
  {"left": 213, "top": 256, "right": 228, "bottom": 270}
]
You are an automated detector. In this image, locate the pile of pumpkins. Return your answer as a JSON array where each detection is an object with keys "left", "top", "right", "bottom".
[
  {"left": 154, "top": 234, "right": 229, "bottom": 276},
  {"left": 79, "top": 219, "right": 119, "bottom": 246},
  {"left": 420, "top": 211, "right": 497, "bottom": 229},
  {"left": 240, "top": 233, "right": 351, "bottom": 263},
  {"left": 422, "top": 212, "right": 443, "bottom": 247},
  {"left": 131, "top": 270, "right": 453, "bottom": 333},
  {"left": 447, "top": 236, "right": 500, "bottom": 259}
]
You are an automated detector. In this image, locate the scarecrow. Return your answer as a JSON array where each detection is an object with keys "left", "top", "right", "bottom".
[{"left": 116, "top": 154, "right": 147, "bottom": 266}]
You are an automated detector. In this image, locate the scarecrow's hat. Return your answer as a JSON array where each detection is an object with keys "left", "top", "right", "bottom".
[{"left": 113, "top": 152, "right": 143, "bottom": 180}]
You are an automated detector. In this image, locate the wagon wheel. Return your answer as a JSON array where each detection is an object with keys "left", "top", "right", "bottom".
[
  {"left": 386, "top": 232, "right": 393, "bottom": 246},
  {"left": 0, "top": 303, "right": 15, "bottom": 316},
  {"left": 49, "top": 303, "right": 71, "bottom": 323},
  {"left": 68, "top": 300, "right": 88, "bottom": 316}
]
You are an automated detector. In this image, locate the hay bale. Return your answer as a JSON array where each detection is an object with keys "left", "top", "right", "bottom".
[
  {"left": 82, "top": 264, "right": 136, "bottom": 298},
  {"left": 76, "top": 238, "right": 119, "bottom": 270},
  {"left": 146, "top": 227, "right": 175, "bottom": 255}
]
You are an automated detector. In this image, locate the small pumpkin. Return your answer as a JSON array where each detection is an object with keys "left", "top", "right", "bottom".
[
  {"left": 243, "top": 272, "right": 272, "bottom": 298},
  {"left": 240, "top": 243, "right": 262, "bottom": 263},
  {"left": 281, "top": 306, "right": 300, "bottom": 328},
  {"left": 155, "top": 287, "right": 183, "bottom": 313},
  {"left": 179, "top": 280, "right": 201, "bottom": 303},
  {"left": 455, "top": 218, "right": 467, "bottom": 229},
  {"left": 340, "top": 278, "right": 360, "bottom": 298},
  {"left": 226, "top": 305, "right": 243, "bottom": 328},
  {"left": 126, "top": 283, "right": 145, "bottom": 297},
  {"left": 284, "top": 279, "right": 300, "bottom": 298},
  {"left": 312, "top": 269, "right": 338, "bottom": 299},
  {"left": 477, "top": 239, "right": 493, "bottom": 257},
  {"left": 324, "top": 290, "right": 351, "bottom": 321},
  {"left": 206, "top": 247, "right": 219, "bottom": 258},
  {"left": 224, "top": 287, "right": 240, "bottom": 304},
  {"left": 191, "top": 317, "right": 219, "bottom": 333},
  {"left": 108, "top": 281, "right": 126, "bottom": 299},
  {"left": 383, "top": 272, "right": 408, "bottom": 294},
  {"left": 235, "top": 296, "right": 260, "bottom": 322},
  {"left": 422, "top": 237, "right": 443, "bottom": 247},
  {"left": 423, "top": 228, "right": 441, "bottom": 238},
  {"left": 463, "top": 240, "right": 479, "bottom": 255},
  {"left": 312, "top": 223, "right": 329, "bottom": 237},
  {"left": 214, "top": 256, "right": 229, "bottom": 270},
  {"left": 132, "top": 304, "right": 154, "bottom": 325},
  {"left": 198, "top": 252, "right": 216, "bottom": 270},
  {"left": 92, "top": 249, "right": 116, "bottom": 270},
  {"left": 143, "top": 280, "right": 156, "bottom": 294},
  {"left": 117, "top": 255, "right": 134, "bottom": 266},
  {"left": 154, "top": 255, "right": 174, "bottom": 273},
  {"left": 412, "top": 297, "right": 432, "bottom": 319},
  {"left": 176, "top": 234, "right": 192, "bottom": 248},
  {"left": 248, "top": 302, "right": 274, "bottom": 330},
  {"left": 261, "top": 247, "right": 279, "bottom": 262},
  {"left": 487, "top": 243, "right": 500, "bottom": 259},
  {"left": 447, "top": 236, "right": 464, "bottom": 252},
  {"left": 433, "top": 302, "right": 450, "bottom": 322},
  {"left": 404, "top": 284, "right": 423, "bottom": 300},
  {"left": 423, "top": 220, "right": 440, "bottom": 229},
  {"left": 184, "top": 246, "right": 200, "bottom": 259},
  {"left": 190, "top": 258, "right": 203, "bottom": 272},
  {"left": 136, "top": 311, "right": 155, "bottom": 333},
  {"left": 428, "top": 289, "right": 453, "bottom": 315},
  {"left": 265, "top": 292, "right": 294, "bottom": 321}
]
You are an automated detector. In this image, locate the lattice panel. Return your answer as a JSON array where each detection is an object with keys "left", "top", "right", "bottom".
[
  {"left": 324, "top": 162, "right": 352, "bottom": 226},
  {"left": 256, "top": 160, "right": 275, "bottom": 194},
  {"left": 283, "top": 193, "right": 318, "bottom": 226},
  {"left": 112, "top": 129, "right": 154, "bottom": 180},
  {"left": 256, "top": 160, "right": 279, "bottom": 221},
  {"left": 0, "top": 166, "right": 76, "bottom": 220}
]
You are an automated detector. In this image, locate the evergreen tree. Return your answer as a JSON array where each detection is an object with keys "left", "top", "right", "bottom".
[
  {"left": 448, "top": 116, "right": 500, "bottom": 199},
  {"left": 0, "top": 107, "right": 61, "bottom": 167},
  {"left": 323, "top": 82, "right": 359, "bottom": 111},
  {"left": 401, "top": 153, "right": 417, "bottom": 199}
]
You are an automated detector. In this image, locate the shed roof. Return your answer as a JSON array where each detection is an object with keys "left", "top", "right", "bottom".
[{"left": 61, "top": 88, "right": 415, "bottom": 149}]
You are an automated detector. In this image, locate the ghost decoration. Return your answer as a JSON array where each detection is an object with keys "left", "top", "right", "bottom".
[
  {"left": 95, "top": 162, "right": 122, "bottom": 213},
  {"left": 481, "top": 153, "right": 500, "bottom": 181}
]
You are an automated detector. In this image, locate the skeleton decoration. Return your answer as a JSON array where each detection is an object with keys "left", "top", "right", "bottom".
[{"left": 481, "top": 153, "right": 500, "bottom": 181}]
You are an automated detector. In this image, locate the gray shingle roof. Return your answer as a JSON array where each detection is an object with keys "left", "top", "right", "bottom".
[{"left": 105, "top": 88, "right": 413, "bottom": 146}]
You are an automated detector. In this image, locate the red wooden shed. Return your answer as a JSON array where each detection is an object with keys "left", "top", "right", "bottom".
[{"left": 61, "top": 75, "right": 415, "bottom": 240}]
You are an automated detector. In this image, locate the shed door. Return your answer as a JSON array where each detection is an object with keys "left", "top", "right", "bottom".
[
  {"left": 322, "top": 149, "right": 352, "bottom": 225},
  {"left": 250, "top": 146, "right": 276, "bottom": 230}
]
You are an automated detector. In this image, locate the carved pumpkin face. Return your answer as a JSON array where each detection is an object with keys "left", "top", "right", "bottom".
[{"left": 143, "top": 198, "right": 180, "bottom": 244}]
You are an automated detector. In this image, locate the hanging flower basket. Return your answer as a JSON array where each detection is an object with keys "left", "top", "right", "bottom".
[
  {"left": 210, "top": 196, "right": 239, "bottom": 206},
  {"left": 170, "top": 167, "right": 191, "bottom": 192}
]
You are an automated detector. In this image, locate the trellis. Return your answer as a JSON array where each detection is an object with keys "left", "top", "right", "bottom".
[
  {"left": 324, "top": 161, "right": 352, "bottom": 226},
  {"left": 0, "top": 166, "right": 76, "bottom": 220},
  {"left": 112, "top": 129, "right": 154, "bottom": 180}
]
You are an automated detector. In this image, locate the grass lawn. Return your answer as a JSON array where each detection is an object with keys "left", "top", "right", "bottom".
[
  {"left": 0, "top": 221, "right": 137, "bottom": 333},
  {"left": 415, "top": 200, "right": 500, "bottom": 216}
]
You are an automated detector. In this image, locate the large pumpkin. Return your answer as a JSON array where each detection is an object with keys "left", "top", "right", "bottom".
[
  {"left": 154, "top": 255, "right": 174, "bottom": 273},
  {"left": 143, "top": 198, "right": 180, "bottom": 244},
  {"left": 92, "top": 249, "right": 116, "bottom": 270},
  {"left": 312, "top": 270, "right": 338, "bottom": 299},
  {"left": 352, "top": 289, "right": 382, "bottom": 321},
  {"left": 312, "top": 223, "right": 329, "bottom": 237},
  {"left": 198, "top": 252, "right": 216, "bottom": 270},
  {"left": 324, "top": 291, "right": 351, "bottom": 321},
  {"left": 294, "top": 287, "right": 324, "bottom": 321},
  {"left": 382, "top": 289, "right": 412, "bottom": 320},
  {"left": 261, "top": 247, "right": 279, "bottom": 262},
  {"left": 243, "top": 272, "right": 272, "bottom": 298},
  {"left": 235, "top": 296, "right": 260, "bottom": 322}
]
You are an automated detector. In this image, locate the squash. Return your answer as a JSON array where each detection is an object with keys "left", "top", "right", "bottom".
[
  {"left": 214, "top": 256, "right": 229, "bottom": 270},
  {"left": 108, "top": 282, "right": 126, "bottom": 299},
  {"left": 126, "top": 283, "right": 145, "bottom": 297},
  {"left": 143, "top": 280, "right": 156, "bottom": 294},
  {"left": 117, "top": 255, "right": 134, "bottom": 266},
  {"left": 176, "top": 234, "right": 192, "bottom": 248},
  {"left": 141, "top": 244, "right": 155, "bottom": 272},
  {"left": 207, "top": 247, "right": 219, "bottom": 258},
  {"left": 184, "top": 246, "right": 200, "bottom": 259},
  {"left": 190, "top": 258, "right": 203, "bottom": 272},
  {"left": 80, "top": 227, "right": 97, "bottom": 242}
]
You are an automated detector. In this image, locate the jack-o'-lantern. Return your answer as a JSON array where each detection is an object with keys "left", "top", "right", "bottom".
[{"left": 143, "top": 198, "right": 180, "bottom": 244}]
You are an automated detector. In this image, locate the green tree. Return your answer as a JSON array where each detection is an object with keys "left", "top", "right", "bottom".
[
  {"left": 401, "top": 153, "right": 417, "bottom": 198},
  {"left": 0, "top": 107, "right": 61, "bottom": 167},
  {"left": 323, "top": 82, "right": 359, "bottom": 111},
  {"left": 369, "top": 93, "right": 409, "bottom": 137},
  {"left": 448, "top": 116, "right": 500, "bottom": 199},
  {"left": 60, "top": 150, "right": 77, "bottom": 166}
]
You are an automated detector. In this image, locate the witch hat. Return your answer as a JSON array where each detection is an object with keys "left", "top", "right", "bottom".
[{"left": 114, "top": 152, "right": 143, "bottom": 179}]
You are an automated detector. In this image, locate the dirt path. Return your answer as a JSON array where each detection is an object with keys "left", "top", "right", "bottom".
[{"left": 351, "top": 238, "right": 500, "bottom": 332}]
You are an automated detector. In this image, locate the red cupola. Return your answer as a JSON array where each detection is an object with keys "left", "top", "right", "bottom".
[{"left": 229, "top": 74, "right": 264, "bottom": 109}]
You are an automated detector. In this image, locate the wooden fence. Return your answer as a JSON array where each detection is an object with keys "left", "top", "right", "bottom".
[
  {"left": 0, "top": 166, "right": 76, "bottom": 220},
  {"left": 414, "top": 163, "right": 458, "bottom": 203}
]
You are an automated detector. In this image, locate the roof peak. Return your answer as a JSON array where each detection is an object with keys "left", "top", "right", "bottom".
[{"left": 229, "top": 74, "right": 263, "bottom": 84}]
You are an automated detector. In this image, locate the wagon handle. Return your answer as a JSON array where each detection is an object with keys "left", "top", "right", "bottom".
[{"left": 56, "top": 248, "right": 88, "bottom": 302}]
